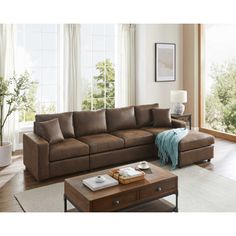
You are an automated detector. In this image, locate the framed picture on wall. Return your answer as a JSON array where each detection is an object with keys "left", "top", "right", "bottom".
[{"left": 155, "top": 43, "right": 176, "bottom": 82}]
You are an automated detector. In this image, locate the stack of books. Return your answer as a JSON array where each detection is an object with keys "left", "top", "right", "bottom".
[{"left": 82, "top": 174, "right": 118, "bottom": 191}]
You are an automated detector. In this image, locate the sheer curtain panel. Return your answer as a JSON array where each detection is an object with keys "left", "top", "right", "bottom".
[
  {"left": 63, "top": 24, "right": 82, "bottom": 111},
  {"left": 0, "top": 24, "right": 18, "bottom": 151},
  {"left": 116, "top": 24, "right": 136, "bottom": 107}
]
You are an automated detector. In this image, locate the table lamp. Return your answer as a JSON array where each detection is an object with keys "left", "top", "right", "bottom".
[{"left": 170, "top": 90, "right": 187, "bottom": 115}]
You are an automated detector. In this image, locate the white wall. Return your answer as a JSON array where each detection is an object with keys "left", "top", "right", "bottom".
[{"left": 136, "top": 24, "right": 183, "bottom": 108}]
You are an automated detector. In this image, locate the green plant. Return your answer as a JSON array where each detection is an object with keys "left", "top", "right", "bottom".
[
  {"left": 0, "top": 72, "right": 35, "bottom": 146},
  {"left": 82, "top": 59, "right": 115, "bottom": 110}
]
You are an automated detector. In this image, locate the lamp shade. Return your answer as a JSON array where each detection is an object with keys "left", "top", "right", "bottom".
[{"left": 170, "top": 90, "right": 187, "bottom": 103}]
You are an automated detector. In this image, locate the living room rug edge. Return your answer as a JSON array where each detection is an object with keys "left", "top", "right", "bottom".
[{"left": 14, "top": 163, "right": 236, "bottom": 212}]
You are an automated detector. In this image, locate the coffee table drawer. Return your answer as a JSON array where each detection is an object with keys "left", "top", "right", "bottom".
[
  {"left": 140, "top": 179, "right": 177, "bottom": 200},
  {"left": 92, "top": 191, "right": 137, "bottom": 211}
]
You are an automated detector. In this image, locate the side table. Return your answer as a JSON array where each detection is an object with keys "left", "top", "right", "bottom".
[{"left": 171, "top": 113, "right": 192, "bottom": 130}]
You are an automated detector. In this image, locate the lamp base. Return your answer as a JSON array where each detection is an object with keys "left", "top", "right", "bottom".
[{"left": 173, "top": 103, "right": 185, "bottom": 115}]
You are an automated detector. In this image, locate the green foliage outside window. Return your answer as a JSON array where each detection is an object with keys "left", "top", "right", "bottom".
[
  {"left": 20, "top": 58, "right": 115, "bottom": 121},
  {"left": 82, "top": 59, "right": 115, "bottom": 111},
  {"left": 205, "top": 61, "right": 236, "bottom": 134},
  {"left": 19, "top": 82, "right": 37, "bottom": 122},
  {"left": 19, "top": 82, "right": 56, "bottom": 122}
]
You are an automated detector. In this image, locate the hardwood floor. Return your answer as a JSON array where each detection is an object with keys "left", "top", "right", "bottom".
[
  {"left": 198, "top": 138, "right": 236, "bottom": 181},
  {"left": 0, "top": 138, "right": 235, "bottom": 212}
]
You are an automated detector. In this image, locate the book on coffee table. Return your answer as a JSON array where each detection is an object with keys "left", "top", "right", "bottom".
[{"left": 82, "top": 174, "right": 119, "bottom": 191}]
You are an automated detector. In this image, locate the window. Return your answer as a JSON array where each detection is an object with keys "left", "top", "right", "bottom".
[
  {"left": 80, "top": 24, "right": 117, "bottom": 110},
  {"left": 15, "top": 24, "right": 60, "bottom": 127},
  {"left": 200, "top": 25, "right": 236, "bottom": 136},
  {"left": 15, "top": 24, "right": 117, "bottom": 126}
]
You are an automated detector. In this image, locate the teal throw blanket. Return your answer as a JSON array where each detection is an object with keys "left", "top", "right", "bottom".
[{"left": 155, "top": 128, "right": 189, "bottom": 169}]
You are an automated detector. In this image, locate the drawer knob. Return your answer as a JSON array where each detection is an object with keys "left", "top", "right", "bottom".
[
  {"left": 113, "top": 200, "right": 120, "bottom": 205},
  {"left": 156, "top": 187, "right": 162, "bottom": 192}
]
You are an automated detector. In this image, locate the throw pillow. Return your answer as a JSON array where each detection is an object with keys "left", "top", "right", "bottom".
[
  {"left": 38, "top": 118, "right": 64, "bottom": 144},
  {"left": 35, "top": 112, "right": 75, "bottom": 138},
  {"left": 152, "top": 108, "right": 172, "bottom": 128}
]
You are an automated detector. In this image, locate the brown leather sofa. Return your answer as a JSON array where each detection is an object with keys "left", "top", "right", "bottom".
[
  {"left": 23, "top": 104, "right": 214, "bottom": 181},
  {"left": 23, "top": 104, "right": 180, "bottom": 180}
]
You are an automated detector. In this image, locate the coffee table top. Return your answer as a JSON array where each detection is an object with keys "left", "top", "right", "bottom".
[{"left": 65, "top": 162, "right": 177, "bottom": 201}]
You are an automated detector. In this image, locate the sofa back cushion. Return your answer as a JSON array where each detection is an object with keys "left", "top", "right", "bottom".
[
  {"left": 135, "top": 103, "right": 159, "bottom": 127},
  {"left": 73, "top": 109, "right": 107, "bottom": 137},
  {"left": 38, "top": 118, "right": 64, "bottom": 144},
  {"left": 106, "top": 106, "right": 136, "bottom": 132},
  {"left": 152, "top": 108, "right": 172, "bottom": 128},
  {"left": 35, "top": 112, "right": 75, "bottom": 138}
]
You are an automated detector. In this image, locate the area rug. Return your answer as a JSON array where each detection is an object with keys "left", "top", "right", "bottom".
[
  {"left": 0, "top": 155, "right": 24, "bottom": 190},
  {"left": 14, "top": 163, "right": 236, "bottom": 212}
]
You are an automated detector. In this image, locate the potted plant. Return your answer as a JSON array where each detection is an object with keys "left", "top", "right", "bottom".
[{"left": 0, "top": 72, "right": 35, "bottom": 167}]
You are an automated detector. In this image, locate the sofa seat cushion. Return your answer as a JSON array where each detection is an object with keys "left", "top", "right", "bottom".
[
  {"left": 112, "top": 129, "right": 154, "bottom": 148},
  {"left": 79, "top": 133, "right": 124, "bottom": 154},
  {"left": 179, "top": 131, "right": 215, "bottom": 152},
  {"left": 142, "top": 127, "right": 172, "bottom": 135},
  {"left": 49, "top": 138, "right": 89, "bottom": 162}
]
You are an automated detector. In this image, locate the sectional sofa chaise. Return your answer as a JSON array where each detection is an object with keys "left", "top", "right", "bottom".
[{"left": 23, "top": 104, "right": 215, "bottom": 181}]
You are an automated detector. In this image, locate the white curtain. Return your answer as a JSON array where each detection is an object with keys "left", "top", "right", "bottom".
[
  {"left": 63, "top": 24, "right": 82, "bottom": 111},
  {"left": 0, "top": 24, "right": 18, "bottom": 151},
  {"left": 116, "top": 24, "right": 136, "bottom": 107}
]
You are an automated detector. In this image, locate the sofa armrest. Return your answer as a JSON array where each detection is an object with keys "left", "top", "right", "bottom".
[
  {"left": 23, "top": 132, "right": 50, "bottom": 181},
  {"left": 171, "top": 119, "right": 187, "bottom": 128}
]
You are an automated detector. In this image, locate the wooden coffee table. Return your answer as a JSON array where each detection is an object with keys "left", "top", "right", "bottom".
[{"left": 64, "top": 162, "right": 178, "bottom": 212}]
